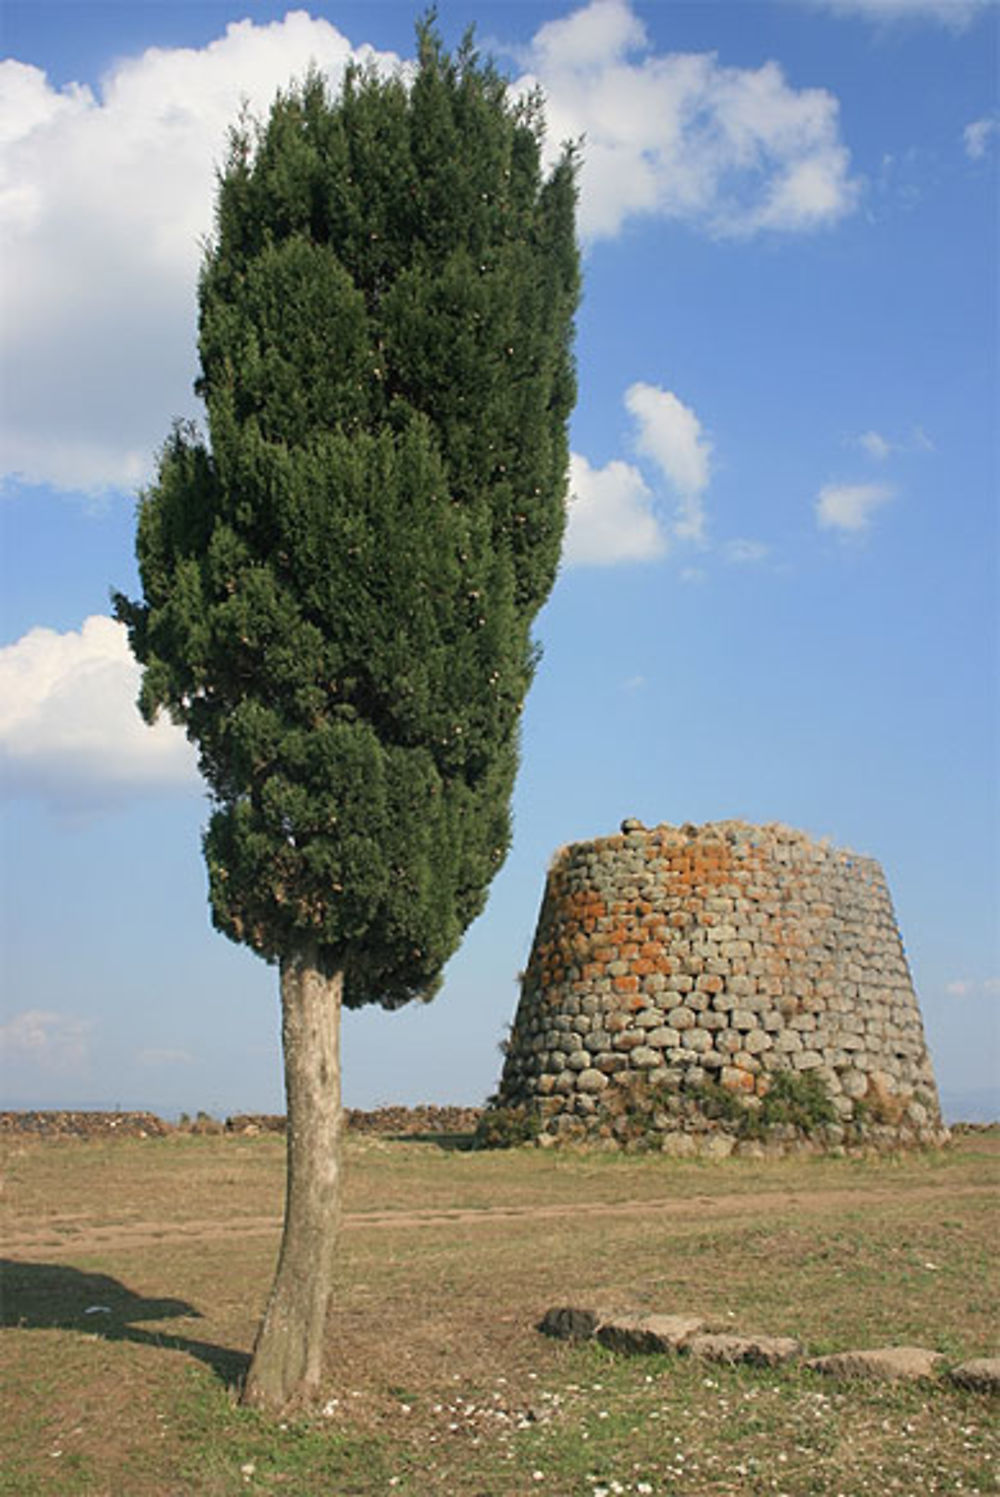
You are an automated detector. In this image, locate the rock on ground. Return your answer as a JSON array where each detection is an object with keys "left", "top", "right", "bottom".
[
  {"left": 948, "top": 1357, "right": 1000, "bottom": 1393},
  {"left": 806, "top": 1346, "right": 944, "bottom": 1382},
  {"left": 686, "top": 1332, "right": 803, "bottom": 1367},
  {"left": 537, "top": 1306, "right": 603, "bottom": 1341},
  {"left": 596, "top": 1314, "right": 707, "bottom": 1355}
]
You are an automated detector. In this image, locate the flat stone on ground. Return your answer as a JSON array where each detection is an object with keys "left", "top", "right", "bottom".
[
  {"left": 597, "top": 1313, "right": 707, "bottom": 1355},
  {"left": 806, "top": 1346, "right": 944, "bottom": 1382},
  {"left": 948, "top": 1357, "right": 1000, "bottom": 1394},
  {"left": 537, "top": 1306, "right": 601, "bottom": 1341},
  {"left": 686, "top": 1332, "right": 803, "bottom": 1367}
]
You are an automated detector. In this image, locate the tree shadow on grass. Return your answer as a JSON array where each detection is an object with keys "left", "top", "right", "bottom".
[{"left": 0, "top": 1259, "right": 249, "bottom": 1389}]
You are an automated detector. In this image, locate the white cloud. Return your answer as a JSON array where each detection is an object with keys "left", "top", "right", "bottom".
[
  {"left": 625, "top": 382, "right": 712, "bottom": 542},
  {"left": 0, "top": 614, "right": 199, "bottom": 806},
  {"left": 724, "top": 538, "right": 771, "bottom": 565},
  {"left": 858, "top": 429, "right": 893, "bottom": 461},
  {"left": 0, "top": 1009, "right": 94, "bottom": 1073},
  {"left": 852, "top": 426, "right": 935, "bottom": 459},
  {"left": 566, "top": 380, "right": 715, "bottom": 565},
  {"left": 564, "top": 452, "right": 667, "bottom": 565},
  {"left": 803, "top": 0, "right": 991, "bottom": 26},
  {"left": 523, "top": 0, "right": 859, "bottom": 241},
  {"left": 137, "top": 1047, "right": 197, "bottom": 1068},
  {"left": 1, "top": 3, "right": 859, "bottom": 495},
  {"left": 964, "top": 115, "right": 1000, "bottom": 159},
  {"left": 0, "top": 16, "right": 399, "bottom": 494},
  {"left": 815, "top": 480, "right": 896, "bottom": 532},
  {"left": 946, "top": 977, "right": 1000, "bottom": 998}
]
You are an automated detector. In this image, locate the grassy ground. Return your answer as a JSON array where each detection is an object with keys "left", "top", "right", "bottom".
[{"left": 1, "top": 1129, "right": 997, "bottom": 1495}]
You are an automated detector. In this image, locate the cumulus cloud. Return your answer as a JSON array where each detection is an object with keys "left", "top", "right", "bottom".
[
  {"left": 964, "top": 115, "right": 1000, "bottom": 159},
  {"left": 0, "top": 615, "right": 199, "bottom": 806},
  {"left": 0, "top": 15, "right": 399, "bottom": 493},
  {"left": 522, "top": 0, "right": 859, "bottom": 241},
  {"left": 802, "top": 0, "right": 991, "bottom": 25},
  {"left": 565, "top": 380, "right": 715, "bottom": 565},
  {"left": 625, "top": 382, "right": 712, "bottom": 542},
  {"left": 0, "top": 1009, "right": 94, "bottom": 1073},
  {"left": 815, "top": 480, "right": 896, "bottom": 532},
  {"left": 1, "top": 3, "right": 859, "bottom": 495},
  {"left": 563, "top": 452, "right": 666, "bottom": 565}
]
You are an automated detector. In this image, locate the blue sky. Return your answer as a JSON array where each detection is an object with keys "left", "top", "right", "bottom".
[{"left": 1, "top": 0, "right": 997, "bottom": 1122}]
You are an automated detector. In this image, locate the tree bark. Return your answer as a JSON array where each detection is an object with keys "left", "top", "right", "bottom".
[{"left": 241, "top": 944, "right": 343, "bottom": 1412}]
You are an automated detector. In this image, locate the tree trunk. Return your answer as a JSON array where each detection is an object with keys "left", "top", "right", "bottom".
[{"left": 241, "top": 944, "right": 343, "bottom": 1412}]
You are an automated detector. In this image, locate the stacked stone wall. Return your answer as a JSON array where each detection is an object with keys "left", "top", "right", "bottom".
[{"left": 495, "top": 820, "right": 945, "bottom": 1150}]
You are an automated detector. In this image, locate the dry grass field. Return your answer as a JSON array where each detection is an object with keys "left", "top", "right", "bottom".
[{"left": 1, "top": 1127, "right": 997, "bottom": 1495}]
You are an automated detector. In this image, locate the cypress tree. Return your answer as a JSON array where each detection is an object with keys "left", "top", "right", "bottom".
[{"left": 115, "top": 21, "right": 578, "bottom": 1411}]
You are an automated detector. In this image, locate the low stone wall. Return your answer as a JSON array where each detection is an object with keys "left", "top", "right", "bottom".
[{"left": 493, "top": 820, "right": 946, "bottom": 1149}]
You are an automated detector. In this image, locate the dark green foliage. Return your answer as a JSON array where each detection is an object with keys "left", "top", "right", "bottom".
[
  {"left": 116, "top": 24, "right": 579, "bottom": 1008},
  {"left": 758, "top": 1070, "right": 838, "bottom": 1132},
  {"left": 473, "top": 1102, "right": 540, "bottom": 1150},
  {"left": 572, "top": 1070, "right": 840, "bottom": 1148},
  {"left": 682, "top": 1070, "right": 837, "bottom": 1138},
  {"left": 682, "top": 1076, "right": 750, "bottom": 1125}
]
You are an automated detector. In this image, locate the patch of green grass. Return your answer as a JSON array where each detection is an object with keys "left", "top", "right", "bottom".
[{"left": 170, "top": 1368, "right": 403, "bottom": 1495}]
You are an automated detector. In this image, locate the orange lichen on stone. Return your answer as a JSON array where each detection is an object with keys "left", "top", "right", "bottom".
[{"left": 721, "top": 1066, "right": 756, "bottom": 1093}]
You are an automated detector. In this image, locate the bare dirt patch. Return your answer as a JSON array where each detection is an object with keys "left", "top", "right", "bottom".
[{"left": 2, "top": 1181, "right": 990, "bottom": 1257}]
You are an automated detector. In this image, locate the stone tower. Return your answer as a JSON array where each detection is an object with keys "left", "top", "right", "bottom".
[{"left": 493, "top": 820, "right": 946, "bottom": 1150}]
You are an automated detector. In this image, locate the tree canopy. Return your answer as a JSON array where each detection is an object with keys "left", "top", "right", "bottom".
[{"left": 116, "top": 24, "right": 579, "bottom": 1012}]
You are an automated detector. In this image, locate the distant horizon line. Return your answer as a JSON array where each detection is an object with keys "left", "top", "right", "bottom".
[{"left": 2, "top": 1090, "right": 997, "bottom": 1126}]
